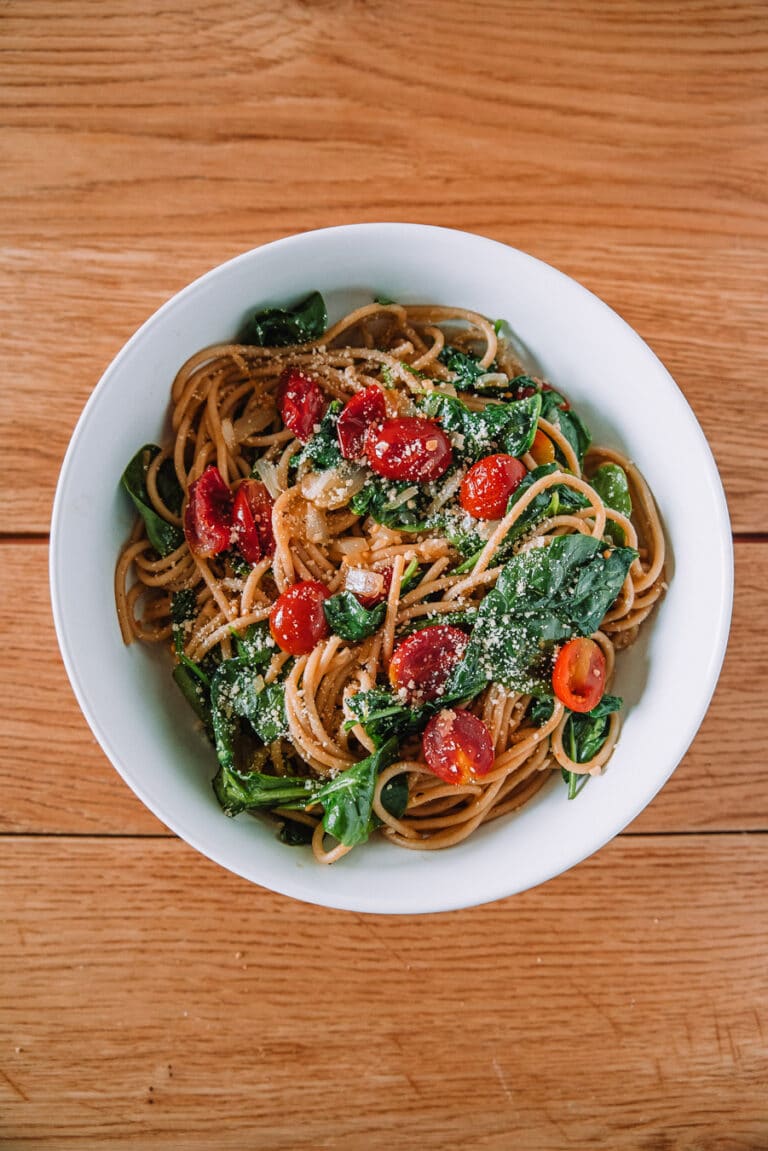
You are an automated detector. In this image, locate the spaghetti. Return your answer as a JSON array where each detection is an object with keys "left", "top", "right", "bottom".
[{"left": 115, "top": 296, "right": 666, "bottom": 863}]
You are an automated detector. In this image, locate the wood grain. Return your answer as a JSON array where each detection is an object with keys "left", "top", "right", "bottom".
[
  {"left": 1, "top": 836, "right": 766, "bottom": 1150},
  {"left": 1, "top": 539, "right": 761, "bottom": 835},
  {"left": 1, "top": 0, "right": 767, "bottom": 530}
]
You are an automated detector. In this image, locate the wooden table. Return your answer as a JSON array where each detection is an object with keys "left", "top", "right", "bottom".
[{"left": 2, "top": 3, "right": 766, "bottom": 1147}]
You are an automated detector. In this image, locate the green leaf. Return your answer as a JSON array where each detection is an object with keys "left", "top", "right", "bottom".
[
  {"left": 591, "top": 463, "right": 632, "bottom": 545},
  {"left": 314, "top": 738, "right": 400, "bottom": 846},
  {"left": 445, "top": 534, "right": 637, "bottom": 698},
  {"left": 561, "top": 694, "right": 623, "bottom": 799},
  {"left": 438, "top": 346, "right": 489, "bottom": 390},
  {"left": 539, "top": 390, "right": 591, "bottom": 465},
  {"left": 296, "top": 400, "right": 344, "bottom": 470},
  {"left": 213, "top": 766, "right": 318, "bottom": 817},
  {"left": 211, "top": 658, "right": 288, "bottom": 777},
  {"left": 278, "top": 818, "right": 315, "bottom": 846},
  {"left": 239, "top": 291, "right": 327, "bottom": 347},
  {"left": 420, "top": 392, "right": 541, "bottom": 463},
  {"left": 121, "top": 445, "right": 185, "bottom": 557},
  {"left": 172, "top": 663, "right": 212, "bottom": 732},
  {"left": 349, "top": 479, "right": 431, "bottom": 531},
  {"left": 323, "top": 591, "right": 386, "bottom": 642}
]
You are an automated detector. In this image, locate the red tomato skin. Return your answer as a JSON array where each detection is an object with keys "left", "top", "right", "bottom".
[
  {"left": 388, "top": 625, "right": 469, "bottom": 703},
  {"left": 232, "top": 480, "right": 275, "bottom": 565},
  {"left": 366, "top": 417, "right": 453, "bottom": 482},
  {"left": 337, "top": 385, "right": 387, "bottom": 460},
  {"left": 277, "top": 368, "right": 327, "bottom": 442},
  {"left": 269, "top": 580, "right": 330, "bottom": 656},
  {"left": 552, "top": 637, "right": 607, "bottom": 713},
  {"left": 422, "top": 709, "right": 495, "bottom": 785},
  {"left": 459, "top": 454, "right": 527, "bottom": 520},
  {"left": 184, "top": 466, "right": 233, "bottom": 558}
]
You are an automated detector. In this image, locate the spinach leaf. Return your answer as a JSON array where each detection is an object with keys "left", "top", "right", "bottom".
[
  {"left": 314, "top": 738, "right": 400, "bottom": 846},
  {"left": 121, "top": 445, "right": 185, "bottom": 557},
  {"left": 539, "top": 390, "right": 591, "bottom": 465},
  {"left": 323, "top": 591, "right": 386, "bottom": 642},
  {"left": 345, "top": 688, "right": 427, "bottom": 747},
  {"left": 438, "top": 346, "right": 489, "bottom": 390},
  {"left": 170, "top": 588, "right": 197, "bottom": 655},
  {"left": 213, "top": 766, "right": 317, "bottom": 817},
  {"left": 502, "top": 463, "right": 591, "bottom": 544},
  {"left": 172, "top": 663, "right": 212, "bottom": 732},
  {"left": 561, "top": 694, "right": 623, "bottom": 800},
  {"left": 211, "top": 657, "right": 288, "bottom": 776},
  {"left": 231, "top": 620, "right": 278, "bottom": 670},
  {"left": 278, "top": 818, "right": 315, "bottom": 846},
  {"left": 398, "top": 607, "right": 477, "bottom": 638},
  {"left": 420, "top": 392, "right": 541, "bottom": 463},
  {"left": 591, "top": 463, "right": 632, "bottom": 545},
  {"left": 239, "top": 291, "right": 327, "bottom": 347},
  {"left": 350, "top": 478, "right": 432, "bottom": 531},
  {"left": 446, "top": 534, "right": 637, "bottom": 698},
  {"left": 296, "top": 400, "right": 344, "bottom": 470}
]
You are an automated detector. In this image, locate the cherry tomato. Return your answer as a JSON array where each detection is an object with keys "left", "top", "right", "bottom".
[
  {"left": 277, "top": 368, "right": 326, "bottom": 442},
  {"left": 422, "top": 709, "right": 495, "bottom": 785},
  {"left": 366, "top": 417, "right": 453, "bottom": 482},
  {"left": 552, "top": 637, "right": 606, "bottom": 713},
  {"left": 337, "top": 385, "right": 386, "bottom": 460},
  {"left": 184, "top": 465, "right": 233, "bottom": 558},
  {"left": 459, "top": 454, "right": 527, "bottom": 520},
  {"left": 232, "top": 480, "right": 275, "bottom": 565},
  {"left": 530, "top": 429, "right": 555, "bottom": 466},
  {"left": 389, "top": 625, "right": 469, "bottom": 703},
  {"left": 269, "top": 580, "right": 330, "bottom": 655}
]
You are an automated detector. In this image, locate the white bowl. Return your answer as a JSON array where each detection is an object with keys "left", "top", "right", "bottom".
[{"left": 50, "top": 224, "right": 732, "bottom": 914}]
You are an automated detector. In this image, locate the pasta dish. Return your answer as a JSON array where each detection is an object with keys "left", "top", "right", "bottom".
[{"left": 115, "top": 293, "right": 665, "bottom": 863}]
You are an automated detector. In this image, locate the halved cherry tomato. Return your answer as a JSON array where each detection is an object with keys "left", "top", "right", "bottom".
[
  {"left": 459, "top": 453, "right": 527, "bottom": 520},
  {"left": 232, "top": 480, "right": 275, "bottom": 565},
  {"left": 184, "top": 465, "right": 233, "bottom": 558},
  {"left": 530, "top": 429, "right": 555, "bottom": 466},
  {"left": 422, "top": 709, "right": 495, "bottom": 785},
  {"left": 552, "top": 637, "right": 606, "bottom": 713},
  {"left": 389, "top": 625, "right": 469, "bottom": 703},
  {"left": 345, "top": 565, "right": 393, "bottom": 609},
  {"left": 277, "top": 368, "right": 326, "bottom": 442},
  {"left": 337, "top": 385, "right": 386, "bottom": 460},
  {"left": 366, "top": 417, "right": 453, "bottom": 482},
  {"left": 269, "top": 580, "right": 330, "bottom": 655}
]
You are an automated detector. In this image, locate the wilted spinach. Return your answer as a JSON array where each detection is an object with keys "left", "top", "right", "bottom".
[
  {"left": 121, "top": 444, "right": 185, "bottom": 556},
  {"left": 445, "top": 533, "right": 637, "bottom": 699},
  {"left": 323, "top": 591, "right": 386, "bottom": 642},
  {"left": 239, "top": 290, "right": 327, "bottom": 347},
  {"left": 591, "top": 462, "right": 632, "bottom": 545},
  {"left": 295, "top": 400, "right": 344, "bottom": 470},
  {"left": 420, "top": 391, "right": 541, "bottom": 463}
]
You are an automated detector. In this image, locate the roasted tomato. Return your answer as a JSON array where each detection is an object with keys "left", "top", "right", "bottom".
[
  {"left": 529, "top": 429, "right": 555, "bottom": 466},
  {"left": 422, "top": 708, "right": 495, "bottom": 785},
  {"left": 232, "top": 480, "right": 275, "bottom": 565},
  {"left": 459, "top": 453, "right": 527, "bottom": 520},
  {"left": 388, "top": 625, "right": 469, "bottom": 703},
  {"left": 277, "top": 368, "right": 327, "bottom": 442},
  {"left": 337, "top": 385, "right": 387, "bottom": 460},
  {"left": 269, "top": 580, "right": 330, "bottom": 655},
  {"left": 366, "top": 417, "right": 453, "bottom": 482},
  {"left": 552, "top": 637, "right": 606, "bottom": 713},
  {"left": 184, "top": 465, "right": 233, "bottom": 558}
]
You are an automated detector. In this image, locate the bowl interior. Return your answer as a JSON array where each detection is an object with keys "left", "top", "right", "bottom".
[{"left": 50, "top": 225, "right": 732, "bottom": 913}]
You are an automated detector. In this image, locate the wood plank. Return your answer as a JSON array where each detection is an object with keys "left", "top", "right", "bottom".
[
  {"left": 2, "top": 539, "right": 764, "bottom": 836},
  {"left": 1, "top": 1, "right": 766, "bottom": 529},
  {"left": 0, "top": 835, "right": 766, "bottom": 1149}
]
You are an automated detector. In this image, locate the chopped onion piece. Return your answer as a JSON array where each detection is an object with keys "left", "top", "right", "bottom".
[
  {"left": 345, "top": 568, "right": 384, "bottom": 600},
  {"left": 381, "top": 485, "right": 419, "bottom": 511},
  {"left": 252, "top": 457, "right": 282, "bottom": 499},
  {"left": 300, "top": 465, "right": 367, "bottom": 509},
  {"left": 305, "top": 502, "right": 329, "bottom": 544},
  {"left": 477, "top": 372, "right": 509, "bottom": 389}
]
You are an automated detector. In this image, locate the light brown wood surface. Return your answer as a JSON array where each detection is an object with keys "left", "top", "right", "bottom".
[{"left": 1, "top": 2, "right": 766, "bottom": 1148}]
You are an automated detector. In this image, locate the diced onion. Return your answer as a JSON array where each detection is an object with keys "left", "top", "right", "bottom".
[
  {"left": 300, "top": 465, "right": 367, "bottom": 510},
  {"left": 382, "top": 485, "right": 419, "bottom": 511},
  {"left": 426, "top": 470, "right": 462, "bottom": 516},
  {"left": 252, "top": 457, "right": 282, "bottom": 499},
  {"left": 477, "top": 372, "right": 509, "bottom": 389},
  {"left": 305, "top": 502, "right": 329, "bottom": 544},
  {"left": 345, "top": 568, "right": 384, "bottom": 600}
]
